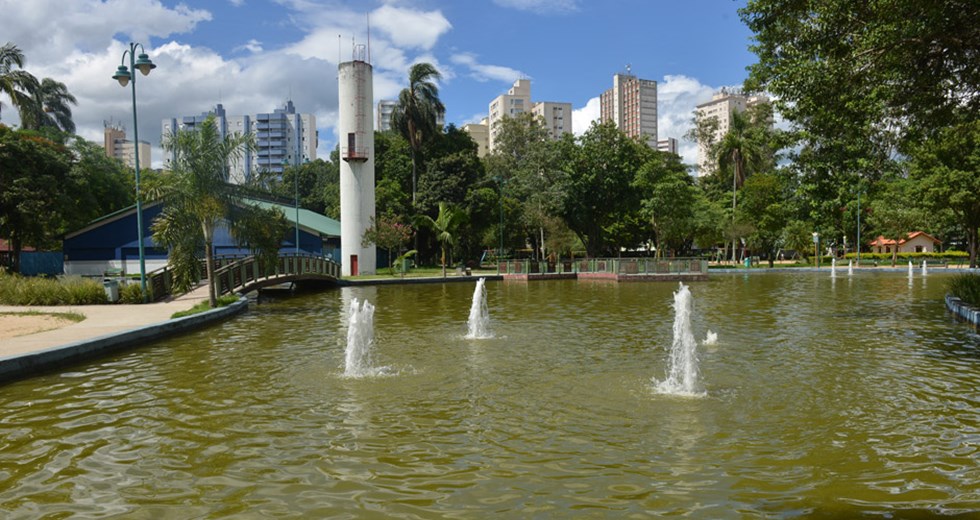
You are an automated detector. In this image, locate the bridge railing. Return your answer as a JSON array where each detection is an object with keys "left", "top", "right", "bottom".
[
  {"left": 497, "top": 257, "right": 709, "bottom": 276},
  {"left": 213, "top": 252, "right": 341, "bottom": 296}
]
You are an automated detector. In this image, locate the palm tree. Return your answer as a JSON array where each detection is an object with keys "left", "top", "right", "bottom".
[
  {"left": 717, "top": 109, "right": 763, "bottom": 262},
  {"left": 390, "top": 62, "right": 444, "bottom": 208},
  {"left": 416, "top": 202, "right": 466, "bottom": 278},
  {"left": 154, "top": 115, "right": 284, "bottom": 307},
  {"left": 0, "top": 42, "right": 38, "bottom": 125},
  {"left": 22, "top": 77, "right": 77, "bottom": 133}
]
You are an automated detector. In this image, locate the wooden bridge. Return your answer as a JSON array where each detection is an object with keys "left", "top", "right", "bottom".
[
  {"left": 212, "top": 253, "right": 341, "bottom": 295},
  {"left": 146, "top": 253, "right": 341, "bottom": 300}
]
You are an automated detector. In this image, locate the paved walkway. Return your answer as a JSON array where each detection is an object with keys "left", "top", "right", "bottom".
[{"left": 0, "top": 284, "right": 213, "bottom": 359}]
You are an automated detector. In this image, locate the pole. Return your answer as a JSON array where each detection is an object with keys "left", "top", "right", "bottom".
[
  {"left": 128, "top": 43, "right": 147, "bottom": 303},
  {"left": 498, "top": 176, "right": 504, "bottom": 274},
  {"left": 292, "top": 159, "right": 299, "bottom": 253},
  {"left": 856, "top": 190, "right": 861, "bottom": 266}
]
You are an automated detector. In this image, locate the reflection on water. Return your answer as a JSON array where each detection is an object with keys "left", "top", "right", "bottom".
[{"left": 1, "top": 272, "right": 979, "bottom": 518}]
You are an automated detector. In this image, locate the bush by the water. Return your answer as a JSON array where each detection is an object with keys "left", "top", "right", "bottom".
[
  {"left": 948, "top": 274, "right": 980, "bottom": 308},
  {"left": 0, "top": 272, "right": 107, "bottom": 305},
  {"left": 118, "top": 281, "right": 152, "bottom": 304}
]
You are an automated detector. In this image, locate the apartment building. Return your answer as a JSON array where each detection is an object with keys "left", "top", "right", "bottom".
[
  {"left": 162, "top": 101, "right": 317, "bottom": 184},
  {"left": 485, "top": 79, "right": 572, "bottom": 153},
  {"left": 695, "top": 89, "right": 769, "bottom": 176},
  {"left": 103, "top": 121, "right": 150, "bottom": 169},
  {"left": 462, "top": 117, "right": 490, "bottom": 158},
  {"left": 600, "top": 72, "right": 658, "bottom": 148}
]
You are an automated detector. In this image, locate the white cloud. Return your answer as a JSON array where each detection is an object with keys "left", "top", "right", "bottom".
[
  {"left": 229, "top": 0, "right": 245, "bottom": 6},
  {"left": 461, "top": 112, "right": 488, "bottom": 125},
  {"left": 450, "top": 53, "right": 524, "bottom": 83},
  {"left": 370, "top": 4, "right": 452, "bottom": 50},
  {"left": 235, "top": 39, "right": 264, "bottom": 54},
  {"left": 656, "top": 74, "right": 716, "bottom": 167},
  {"left": 572, "top": 96, "right": 600, "bottom": 135},
  {"left": 493, "top": 0, "right": 579, "bottom": 14}
]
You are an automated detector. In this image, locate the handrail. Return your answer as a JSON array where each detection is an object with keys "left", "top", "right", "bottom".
[
  {"left": 212, "top": 252, "right": 341, "bottom": 296},
  {"left": 496, "top": 257, "right": 709, "bottom": 276}
]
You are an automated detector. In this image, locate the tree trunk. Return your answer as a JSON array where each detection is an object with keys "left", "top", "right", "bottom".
[
  {"left": 441, "top": 246, "right": 446, "bottom": 278},
  {"left": 204, "top": 225, "right": 217, "bottom": 308},
  {"left": 969, "top": 226, "right": 978, "bottom": 269},
  {"left": 891, "top": 245, "right": 898, "bottom": 267},
  {"left": 10, "top": 235, "right": 22, "bottom": 274}
]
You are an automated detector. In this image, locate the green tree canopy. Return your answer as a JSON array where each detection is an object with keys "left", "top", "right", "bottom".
[{"left": 155, "top": 115, "right": 286, "bottom": 306}]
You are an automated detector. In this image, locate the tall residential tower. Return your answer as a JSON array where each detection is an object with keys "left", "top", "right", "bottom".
[{"left": 600, "top": 72, "right": 658, "bottom": 148}]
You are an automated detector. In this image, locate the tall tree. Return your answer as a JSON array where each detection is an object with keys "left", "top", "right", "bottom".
[
  {"left": 716, "top": 108, "right": 767, "bottom": 262},
  {"left": 416, "top": 202, "right": 466, "bottom": 278},
  {"left": 154, "top": 115, "right": 285, "bottom": 307},
  {"left": 555, "top": 121, "right": 649, "bottom": 257},
  {"left": 868, "top": 176, "right": 927, "bottom": 267},
  {"left": 0, "top": 125, "right": 71, "bottom": 272},
  {"left": 635, "top": 151, "right": 698, "bottom": 257},
  {"left": 22, "top": 77, "right": 77, "bottom": 133},
  {"left": 909, "top": 118, "right": 980, "bottom": 268},
  {"left": 390, "top": 62, "right": 444, "bottom": 209},
  {"left": 737, "top": 172, "right": 790, "bottom": 267},
  {"left": 0, "top": 42, "right": 37, "bottom": 126},
  {"left": 741, "top": 0, "right": 979, "bottom": 146}
]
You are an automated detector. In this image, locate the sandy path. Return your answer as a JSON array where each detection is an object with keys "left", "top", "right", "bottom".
[{"left": 0, "top": 314, "right": 78, "bottom": 340}]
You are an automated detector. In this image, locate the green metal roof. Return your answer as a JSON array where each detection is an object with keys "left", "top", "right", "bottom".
[
  {"left": 66, "top": 197, "right": 341, "bottom": 239},
  {"left": 246, "top": 198, "right": 341, "bottom": 237}
]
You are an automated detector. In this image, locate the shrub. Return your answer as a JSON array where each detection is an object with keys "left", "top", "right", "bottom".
[
  {"left": 948, "top": 274, "right": 980, "bottom": 308},
  {"left": 0, "top": 272, "right": 107, "bottom": 305},
  {"left": 118, "top": 281, "right": 151, "bottom": 304},
  {"left": 171, "top": 294, "right": 240, "bottom": 319}
]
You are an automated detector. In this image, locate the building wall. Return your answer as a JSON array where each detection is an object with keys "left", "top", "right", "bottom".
[
  {"left": 163, "top": 101, "right": 317, "bottom": 184},
  {"left": 377, "top": 99, "right": 397, "bottom": 132},
  {"left": 462, "top": 119, "right": 489, "bottom": 158},
  {"left": 488, "top": 79, "right": 531, "bottom": 151},
  {"left": 104, "top": 123, "right": 150, "bottom": 170},
  {"left": 531, "top": 101, "right": 572, "bottom": 140},
  {"left": 657, "top": 137, "right": 678, "bottom": 155},
  {"left": 695, "top": 90, "right": 769, "bottom": 176},
  {"left": 600, "top": 73, "right": 658, "bottom": 148}
]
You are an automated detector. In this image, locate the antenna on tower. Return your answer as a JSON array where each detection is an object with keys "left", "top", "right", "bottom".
[{"left": 367, "top": 12, "right": 371, "bottom": 64}]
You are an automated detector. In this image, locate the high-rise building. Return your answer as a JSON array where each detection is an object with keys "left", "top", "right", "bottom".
[
  {"left": 488, "top": 79, "right": 531, "bottom": 151},
  {"left": 376, "top": 99, "right": 397, "bottom": 132},
  {"left": 486, "top": 79, "right": 572, "bottom": 152},
  {"left": 694, "top": 89, "right": 769, "bottom": 176},
  {"left": 600, "top": 72, "right": 658, "bottom": 148},
  {"left": 656, "top": 137, "right": 678, "bottom": 155},
  {"left": 162, "top": 101, "right": 317, "bottom": 184},
  {"left": 103, "top": 120, "right": 150, "bottom": 169},
  {"left": 462, "top": 118, "right": 490, "bottom": 158},
  {"left": 531, "top": 101, "right": 572, "bottom": 141}
]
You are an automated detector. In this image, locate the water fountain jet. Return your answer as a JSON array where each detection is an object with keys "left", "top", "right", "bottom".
[
  {"left": 831, "top": 258, "right": 837, "bottom": 278},
  {"left": 921, "top": 260, "right": 928, "bottom": 276},
  {"left": 344, "top": 298, "right": 377, "bottom": 377},
  {"left": 848, "top": 260, "right": 853, "bottom": 276},
  {"left": 655, "top": 283, "right": 704, "bottom": 397},
  {"left": 465, "top": 278, "right": 493, "bottom": 339}
]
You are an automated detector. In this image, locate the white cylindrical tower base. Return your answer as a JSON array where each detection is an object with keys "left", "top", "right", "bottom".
[{"left": 338, "top": 59, "right": 376, "bottom": 276}]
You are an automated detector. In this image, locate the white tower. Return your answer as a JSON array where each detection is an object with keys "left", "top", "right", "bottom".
[{"left": 338, "top": 45, "right": 376, "bottom": 276}]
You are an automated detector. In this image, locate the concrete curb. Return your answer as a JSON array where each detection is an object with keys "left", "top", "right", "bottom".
[
  {"left": 945, "top": 295, "right": 980, "bottom": 328},
  {"left": 0, "top": 295, "right": 249, "bottom": 382},
  {"left": 339, "top": 275, "right": 504, "bottom": 286}
]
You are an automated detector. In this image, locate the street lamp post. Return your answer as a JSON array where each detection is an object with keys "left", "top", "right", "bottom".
[
  {"left": 496, "top": 175, "right": 505, "bottom": 274},
  {"left": 283, "top": 157, "right": 299, "bottom": 254},
  {"left": 112, "top": 42, "right": 156, "bottom": 302}
]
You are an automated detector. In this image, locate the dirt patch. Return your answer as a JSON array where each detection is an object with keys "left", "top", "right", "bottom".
[{"left": 0, "top": 314, "right": 80, "bottom": 340}]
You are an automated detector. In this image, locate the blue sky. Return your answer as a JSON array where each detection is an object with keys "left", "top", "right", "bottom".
[{"left": 0, "top": 0, "right": 756, "bottom": 167}]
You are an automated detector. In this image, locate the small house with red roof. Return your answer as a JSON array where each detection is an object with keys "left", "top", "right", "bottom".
[{"left": 869, "top": 231, "right": 941, "bottom": 254}]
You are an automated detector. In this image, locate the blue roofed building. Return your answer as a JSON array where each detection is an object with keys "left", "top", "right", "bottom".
[{"left": 63, "top": 198, "right": 340, "bottom": 277}]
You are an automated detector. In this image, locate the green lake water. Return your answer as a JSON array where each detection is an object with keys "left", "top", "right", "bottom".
[{"left": 1, "top": 271, "right": 978, "bottom": 518}]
